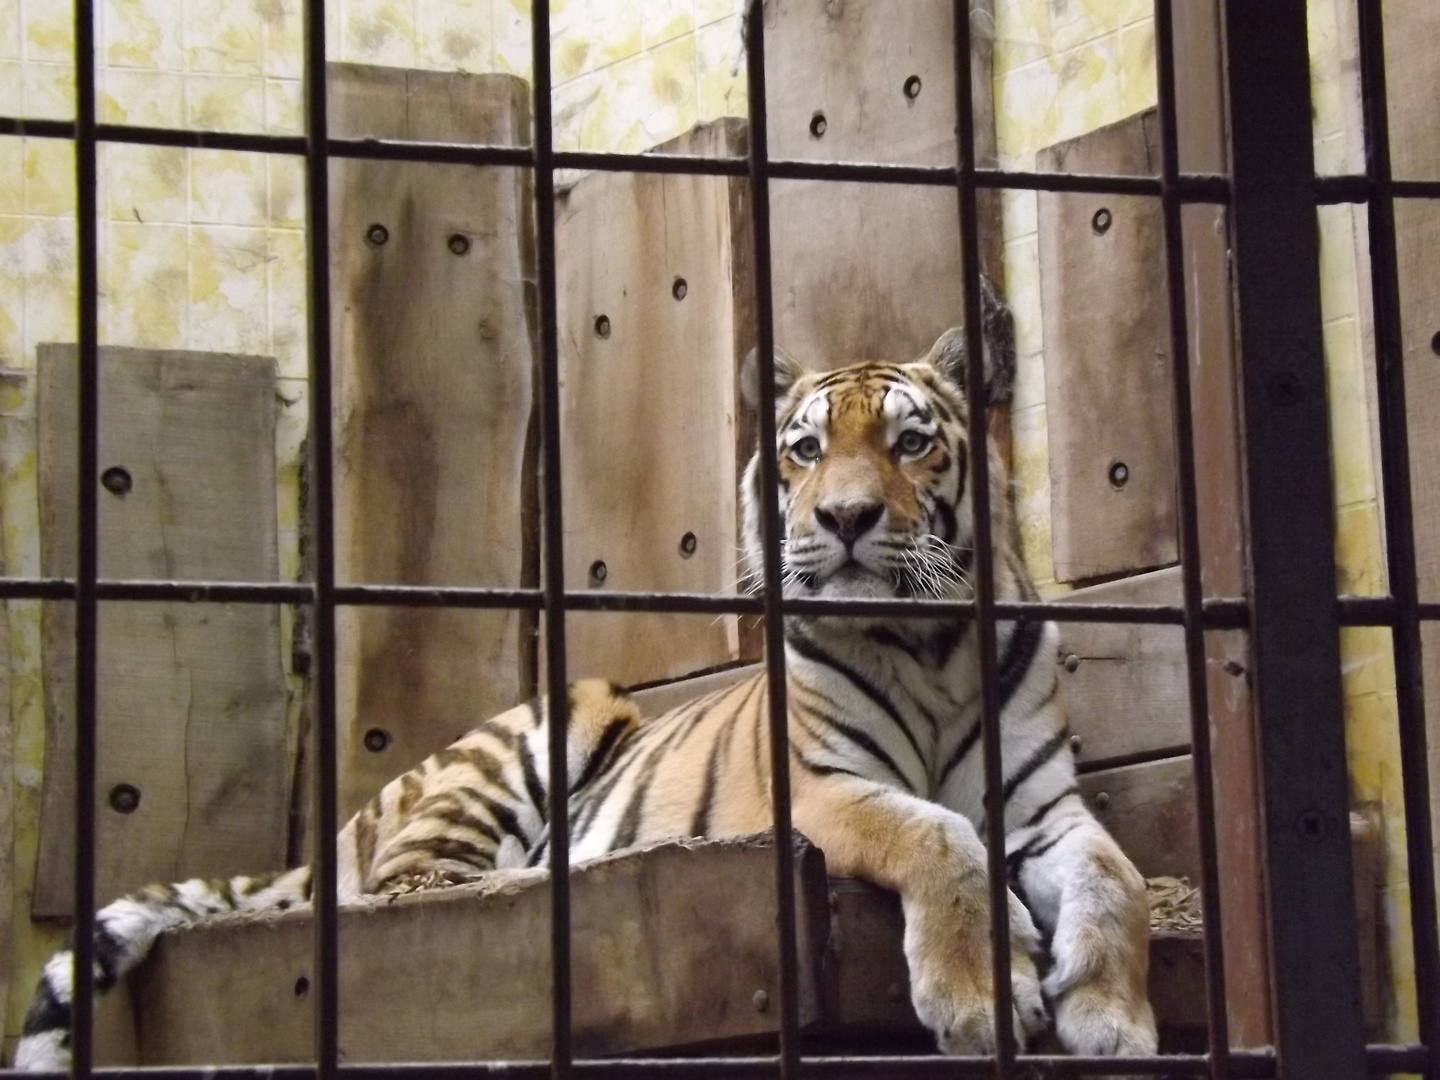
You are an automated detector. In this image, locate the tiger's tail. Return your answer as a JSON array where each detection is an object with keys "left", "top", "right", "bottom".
[{"left": 13, "top": 866, "right": 314, "bottom": 1071}]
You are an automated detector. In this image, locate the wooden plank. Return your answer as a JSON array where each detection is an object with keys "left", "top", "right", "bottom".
[
  {"left": 1080, "top": 758, "right": 1200, "bottom": 883},
  {"left": 1054, "top": 567, "right": 1189, "bottom": 766},
  {"left": 34, "top": 346, "right": 287, "bottom": 917},
  {"left": 554, "top": 121, "right": 746, "bottom": 687},
  {"left": 328, "top": 64, "right": 537, "bottom": 823},
  {"left": 1038, "top": 109, "right": 1178, "bottom": 583},
  {"left": 0, "top": 459, "right": 9, "bottom": 1032},
  {"left": 127, "top": 837, "right": 827, "bottom": 1064},
  {"left": 1380, "top": 0, "right": 1440, "bottom": 954},
  {"left": 629, "top": 663, "right": 760, "bottom": 721},
  {"left": 1171, "top": 0, "right": 1272, "bottom": 1045},
  {"left": 763, "top": 0, "right": 979, "bottom": 369}
]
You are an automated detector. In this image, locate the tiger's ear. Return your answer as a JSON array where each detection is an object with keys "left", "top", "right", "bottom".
[
  {"left": 922, "top": 275, "right": 1016, "bottom": 406},
  {"left": 740, "top": 345, "right": 806, "bottom": 410}
]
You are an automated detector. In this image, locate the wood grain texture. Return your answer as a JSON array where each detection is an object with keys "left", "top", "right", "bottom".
[
  {"left": 1383, "top": 0, "right": 1440, "bottom": 958},
  {"left": 554, "top": 120, "right": 746, "bottom": 687},
  {"left": 1038, "top": 109, "right": 1178, "bottom": 583},
  {"left": 34, "top": 346, "right": 287, "bottom": 917},
  {"left": 0, "top": 466, "right": 9, "bottom": 1030},
  {"left": 762, "top": 0, "right": 982, "bottom": 370},
  {"left": 1054, "top": 567, "right": 1190, "bottom": 766},
  {"left": 124, "top": 837, "right": 827, "bottom": 1064},
  {"left": 328, "top": 64, "right": 537, "bottom": 822}
]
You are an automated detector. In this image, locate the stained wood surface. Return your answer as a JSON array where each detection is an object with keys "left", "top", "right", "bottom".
[
  {"left": 328, "top": 64, "right": 536, "bottom": 822},
  {"left": 1038, "top": 109, "right": 1178, "bottom": 583},
  {"left": 554, "top": 121, "right": 747, "bottom": 687},
  {"left": 122, "top": 837, "right": 827, "bottom": 1064},
  {"left": 1381, "top": 0, "right": 1440, "bottom": 938},
  {"left": 1055, "top": 567, "right": 1190, "bottom": 766},
  {"left": 763, "top": 0, "right": 985, "bottom": 371},
  {"left": 0, "top": 452, "right": 10, "bottom": 1026},
  {"left": 34, "top": 346, "right": 287, "bottom": 917}
]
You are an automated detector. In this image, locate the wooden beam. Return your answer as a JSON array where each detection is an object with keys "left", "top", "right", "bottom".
[
  {"left": 33, "top": 346, "right": 288, "bottom": 916},
  {"left": 327, "top": 64, "right": 537, "bottom": 824}
]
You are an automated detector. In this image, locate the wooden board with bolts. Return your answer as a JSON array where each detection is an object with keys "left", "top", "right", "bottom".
[{"left": 1038, "top": 108, "right": 1179, "bottom": 583}]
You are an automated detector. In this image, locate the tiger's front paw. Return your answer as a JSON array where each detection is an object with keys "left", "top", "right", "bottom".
[
  {"left": 1050, "top": 975, "right": 1157, "bottom": 1056},
  {"left": 905, "top": 889, "right": 1050, "bottom": 1054}
]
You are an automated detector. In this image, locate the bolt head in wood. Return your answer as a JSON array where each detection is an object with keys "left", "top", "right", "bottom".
[
  {"left": 109, "top": 783, "right": 141, "bottom": 814},
  {"left": 363, "top": 727, "right": 392, "bottom": 753},
  {"left": 1091, "top": 207, "right": 1112, "bottom": 234},
  {"left": 447, "top": 233, "right": 471, "bottom": 256},
  {"left": 365, "top": 223, "right": 389, "bottom": 247},
  {"left": 1094, "top": 791, "right": 1110, "bottom": 811},
  {"left": 101, "top": 466, "right": 132, "bottom": 496},
  {"left": 594, "top": 314, "right": 611, "bottom": 339},
  {"left": 589, "top": 560, "right": 608, "bottom": 586},
  {"left": 672, "top": 277, "right": 688, "bottom": 301},
  {"left": 1108, "top": 461, "right": 1129, "bottom": 488},
  {"left": 1063, "top": 653, "right": 1080, "bottom": 673},
  {"left": 809, "top": 111, "right": 827, "bottom": 138},
  {"left": 752, "top": 989, "right": 769, "bottom": 1012},
  {"left": 903, "top": 75, "right": 922, "bottom": 100},
  {"left": 679, "top": 532, "right": 697, "bottom": 557}
]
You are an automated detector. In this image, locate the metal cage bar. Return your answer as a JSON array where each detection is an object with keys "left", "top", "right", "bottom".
[{"left": 1, "top": 0, "right": 1433, "bottom": 1078}]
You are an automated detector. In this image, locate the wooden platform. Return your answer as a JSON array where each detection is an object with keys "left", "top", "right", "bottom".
[{"left": 92, "top": 832, "right": 1379, "bottom": 1065}]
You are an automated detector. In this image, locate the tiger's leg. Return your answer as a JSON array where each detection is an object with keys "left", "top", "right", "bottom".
[
  {"left": 1006, "top": 793, "right": 1157, "bottom": 1054},
  {"left": 791, "top": 772, "right": 1048, "bottom": 1054}
]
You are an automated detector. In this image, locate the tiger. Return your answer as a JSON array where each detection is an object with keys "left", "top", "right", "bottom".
[{"left": 15, "top": 286, "right": 1157, "bottom": 1068}]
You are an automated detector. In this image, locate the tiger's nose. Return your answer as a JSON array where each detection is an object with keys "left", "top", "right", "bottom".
[{"left": 814, "top": 499, "right": 885, "bottom": 546}]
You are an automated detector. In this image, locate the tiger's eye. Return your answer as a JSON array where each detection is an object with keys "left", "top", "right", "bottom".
[
  {"left": 897, "top": 430, "right": 931, "bottom": 456},
  {"left": 792, "top": 436, "right": 822, "bottom": 463}
]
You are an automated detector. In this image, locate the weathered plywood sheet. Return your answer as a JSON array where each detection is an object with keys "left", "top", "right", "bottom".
[
  {"left": 555, "top": 121, "right": 746, "bottom": 687},
  {"left": 329, "top": 64, "right": 536, "bottom": 822},
  {"left": 1055, "top": 567, "right": 1190, "bottom": 766},
  {"left": 763, "top": 0, "right": 984, "bottom": 370},
  {"left": 1080, "top": 757, "right": 1199, "bottom": 883},
  {"left": 34, "top": 346, "right": 287, "bottom": 916},
  {"left": 1038, "top": 109, "right": 1178, "bottom": 583},
  {"left": 128, "top": 837, "right": 827, "bottom": 1064}
]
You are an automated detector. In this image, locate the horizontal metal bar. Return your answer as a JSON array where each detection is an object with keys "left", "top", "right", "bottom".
[
  {"left": 1315, "top": 174, "right": 1440, "bottom": 203},
  {"left": 0, "top": 1051, "right": 1285, "bottom": 1080},
  {"left": 8, "top": 575, "right": 1440, "bottom": 630}
]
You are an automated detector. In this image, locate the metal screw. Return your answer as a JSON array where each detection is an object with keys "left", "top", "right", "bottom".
[
  {"left": 365, "top": 223, "right": 389, "bottom": 247},
  {"left": 1223, "top": 659, "right": 1246, "bottom": 677},
  {"left": 101, "top": 466, "right": 132, "bottom": 496},
  {"left": 752, "top": 989, "right": 769, "bottom": 1012},
  {"left": 1091, "top": 207, "right": 1112, "bottom": 234},
  {"left": 1108, "top": 461, "right": 1130, "bottom": 488},
  {"left": 672, "top": 277, "right": 688, "bottom": 301},
  {"left": 590, "top": 560, "right": 608, "bottom": 586},
  {"left": 1063, "top": 653, "right": 1080, "bottom": 673},
  {"left": 109, "top": 783, "right": 141, "bottom": 814},
  {"left": 447, "top": 233, "right": 471, "bottom": 256},
  {"left": 363, "top": 728, "right": 391, "bottom": 753},
  {"left": 1094, "top": 791, "right": 1111, "bottom": 811},
  {"left": 1069, "top": 734, "right": 1082, "bottom": 754},
  {"left": 594, "top": 314, "right": 611, "bottom": 339},
  {"left": 903, "top": 75, "right": 922, "bottom": 100},
  {"left": 679, "top": 532, "right": 697, "bottom": 557},
  {"left": 294, "top": 976, "right": 311, "bottom": 998},
  {"left": 810, "top": 111, "right": 827, "bottom": 138}
]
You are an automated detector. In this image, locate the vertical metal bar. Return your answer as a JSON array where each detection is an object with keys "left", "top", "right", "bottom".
[
  {"left": 1221, "top": 2, "right": 1365, "bottom": 1076},
  {"left": 1153, "top": 2, "right": 1231, "bottom": 1075},
  {"left": 530, "top": 4, "right": 574, "bottom": 1079},
  {"left": 301, "top": 0, "right": 340, "bottom": 1073},
  {"left": 70, "top": 0, "right": 100, "bottom": 1072},
  {"left": 1353, "top": 0, "right": 1440, "bottom": 1060},
  {"left": 740, "top": 4, "right": 800, "bottom": 1076},
  {"left": 950, "top": 2, "right": 1012, "bottom": 1071}
]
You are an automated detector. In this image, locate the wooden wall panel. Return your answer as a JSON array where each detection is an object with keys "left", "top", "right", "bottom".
[
  {"left": 328, "top": 65, "right": 536, "bottom": 822},
  {"left": 1056, "top": 567, "right": 1190, "bottom": 767},
  {"left": 763, "top": 0, "right": 999, "bottom": 372},
  {"left": 1383, "top": 0, "right": 1440, "bottom": 945},
  {"left": 1038, "top": 110, "right": 1178, "bottom": 583},
  {"left": 34, "top": 346, "right": 287, "bottom": 915},
  {"left": 554, "top": 121, "right": 747, "bottom": 687}
]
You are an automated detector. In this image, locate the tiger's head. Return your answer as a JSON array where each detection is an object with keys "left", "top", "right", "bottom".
[{"left": 741, "top": 306, "right": 1015, "bottom": 617}]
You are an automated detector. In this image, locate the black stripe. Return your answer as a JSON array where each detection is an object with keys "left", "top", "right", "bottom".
[
  {"left": 792, "top": 746, "right": 864, "bottom": 780},
  {"left": 1002, "top": 727, "right": 1072, "bottom": 804},
  {"left": 518, "top": 738, "right": 547, "bottom": 822},
  {"left": 93, "top": 921, "right": 125, "bottom": 990},
  {"left": 868, "top": 626, "right": 922, "bottom": 660},
  {"left": 603, "top": 703, "right": 716, "bottom": 849},
  {"left": 22, "top": 973, "right": 71, "bottom": 1036},
  {"left": 1022, "top": 785, "right": 1079, "bottom": 830},
  {"left": 938, "top": 720, "right": 981, "bottom": 788},
  {"left": 795, "top": 698, "right": 913, "bottom": 788},
  {"left": 1008, "top": 821, "right": 1080, "bottom": 876},
  {"left": 787, "top": 632, "right": 925, "bottom": 781},
  {"left": 997, "top": 616, "right": 1045, "bottom": 708},
  {"left": 690, "top": 727, "right": 725, "bottom": 837},
  {"left": 425, "top": 801, "right": 503, "bottom": 845},
  {"left": 935, "top": 497, "right": 957, "bottom": 543},
  {"left": 569, "top": 718, "right": 634, "bottom": 794},
  {"left": 388, "top": 836, "right": 491, "bottom": 865}
]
